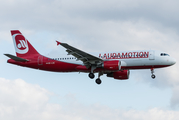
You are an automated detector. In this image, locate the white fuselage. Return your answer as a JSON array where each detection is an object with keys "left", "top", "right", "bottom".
[{"left": 48, "top": 50, "right": 176, "bottom": 70}]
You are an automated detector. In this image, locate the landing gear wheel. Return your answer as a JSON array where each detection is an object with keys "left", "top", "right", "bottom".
[
  {"left": 151, "top": 74, "right": 156, "bottom": 79},
  {"left": 151, "top": 68, "right": 156, "bottom": 79},
  {"left": 89, "top": 73, "right": 95, "bottom": 79},
  {"left": 95, "top": 78, "right": 102, "bottom": 85}
]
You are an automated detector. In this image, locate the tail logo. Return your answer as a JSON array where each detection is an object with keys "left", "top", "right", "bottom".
[
  {"left": 17, "top": 40, "right": 27, "bottom": 49},
  {"left": 12, "top": 34, "right": 29, "bottom": 54}
]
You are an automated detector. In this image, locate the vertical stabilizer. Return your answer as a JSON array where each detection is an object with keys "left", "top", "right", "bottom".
[{"left": 11, "top": 30, "right": 39, "bottom": 58}]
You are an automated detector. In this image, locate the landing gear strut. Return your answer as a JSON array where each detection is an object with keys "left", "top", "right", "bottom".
[
  {"left": 151, "top": 68, "right": 156, "bottom": 79},
  {"left": 95, "top": 72, "right": 103, "bottom": 85},
  {"left": 88, "top": 65, "right": 96, "bottom": 79},
  {"left": 88, "top": 65, "right": 103, "bottom": 85}
]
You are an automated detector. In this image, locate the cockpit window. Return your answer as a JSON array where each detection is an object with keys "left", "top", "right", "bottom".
[{"left": 161, "top": 53, "right": 169, "bottom": 56}]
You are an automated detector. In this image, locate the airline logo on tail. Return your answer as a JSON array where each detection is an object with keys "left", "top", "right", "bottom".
[{"left": 12, "top": 33, "right": 29, "bottom": 54}]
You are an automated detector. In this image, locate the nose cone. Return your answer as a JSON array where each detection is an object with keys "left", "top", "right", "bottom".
[{"left": 170, "top": 58, "right": 176, "bottom": 65}]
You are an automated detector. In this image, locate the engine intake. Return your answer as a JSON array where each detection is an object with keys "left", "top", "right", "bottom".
[{"left": 107, "top": 70, "right": 130, "bottom": 80}]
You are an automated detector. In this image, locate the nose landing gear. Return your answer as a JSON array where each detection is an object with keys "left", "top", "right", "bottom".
[
  {"left": 151, "top": 74, "right": 156, "bottom": 79},
  {"left": 151, "top": 68, "right": 156, "bottom": 79}
]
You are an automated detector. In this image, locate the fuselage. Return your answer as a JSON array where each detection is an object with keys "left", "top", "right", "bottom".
[{"left": 8, "top": 50, "right": 176, "bottom": 73}]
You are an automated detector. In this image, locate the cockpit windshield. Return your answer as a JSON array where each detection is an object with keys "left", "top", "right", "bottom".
[{"left": 161, "top": 53, "right": 169, "bottom": 56}]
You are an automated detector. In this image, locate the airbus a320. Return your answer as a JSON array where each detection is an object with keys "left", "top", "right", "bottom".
[{"left": 4, "top": 30, "right": 176, "bottom": 84}]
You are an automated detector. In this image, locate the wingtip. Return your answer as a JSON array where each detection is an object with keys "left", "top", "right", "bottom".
[{"left": 56, "top": 41, "right": 61, "bottom": 46}]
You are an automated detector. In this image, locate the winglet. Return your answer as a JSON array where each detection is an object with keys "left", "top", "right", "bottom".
[{"left": 56, "top": 41, "right": 61, "bottom": 46}]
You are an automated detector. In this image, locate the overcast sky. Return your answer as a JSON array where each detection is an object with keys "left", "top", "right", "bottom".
[{"left": 0, "top": 0, "right": 179, "bottom": 120}]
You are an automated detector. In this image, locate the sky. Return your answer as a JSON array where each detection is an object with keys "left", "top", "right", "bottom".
[{"left": 0, "top": 0, "right": 179, "bottom": 119}]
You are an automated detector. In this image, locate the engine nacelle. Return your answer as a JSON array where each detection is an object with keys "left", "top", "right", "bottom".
[
  {"left": 103, "top": 60, "right": 121, "bottom": 71},
  {"left": 107, "top": 70, "right": 130, "bottom": 80}
]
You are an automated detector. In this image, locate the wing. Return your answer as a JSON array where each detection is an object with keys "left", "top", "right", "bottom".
[{"left": 56, "top": 41, "right": 103, "bottom": 68}]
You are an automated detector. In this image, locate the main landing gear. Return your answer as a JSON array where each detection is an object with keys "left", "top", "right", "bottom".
[
  {"left": 89, "top": 73, "right": 95, "bottom": 79},
  {"left": 95, "top": 72, "right": 103, "bottom": 85},
  {"left": 96, "top": 78, "right": 102, "bottom": 85},
  {"left": 88, "top": 65, "right": 102, "bottom": 85},
  {"left": 89, "top": 65, "right": 96, "bottom": 79},
  {"left": 88, "top": 72, "right": 103, "bottom": 85},
  {"left": 151, "top": 68, "right": 156, "bottom": 79}
]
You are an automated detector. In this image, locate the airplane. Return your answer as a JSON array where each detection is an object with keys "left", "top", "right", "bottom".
[{"left": 4, "top": 30, "right": 176, "bottom": 84}]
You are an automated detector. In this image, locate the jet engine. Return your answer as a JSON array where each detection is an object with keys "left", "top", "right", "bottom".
[
  {"left": 107, "top": 70, "right": 130, "bottom": 80},
  {"left": 103, "top": 60, "right": 121, "bottom": 71}
]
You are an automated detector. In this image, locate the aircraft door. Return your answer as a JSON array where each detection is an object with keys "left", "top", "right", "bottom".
[
  {"left": 149, "top": 50, "right": 155, "bottom": 60},
  {"left": 38, "top": 56, "right": 43, "bottom": 65}
]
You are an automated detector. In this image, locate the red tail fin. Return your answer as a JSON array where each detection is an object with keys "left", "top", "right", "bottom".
[{"left": 11, "top": 30, "right": 39, "bottom": 58}]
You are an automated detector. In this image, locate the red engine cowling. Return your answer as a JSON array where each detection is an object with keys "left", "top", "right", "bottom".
[
  {"left": 103, "top": 60, "right": 121, "bottom": 71},
  {"left": 107, "top": 70, "right": 130, "bottom": 80}
]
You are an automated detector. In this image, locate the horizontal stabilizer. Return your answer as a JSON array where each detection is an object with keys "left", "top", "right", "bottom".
[{"left": 4, "top": 54, "right": 29, "bottom": 62}]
